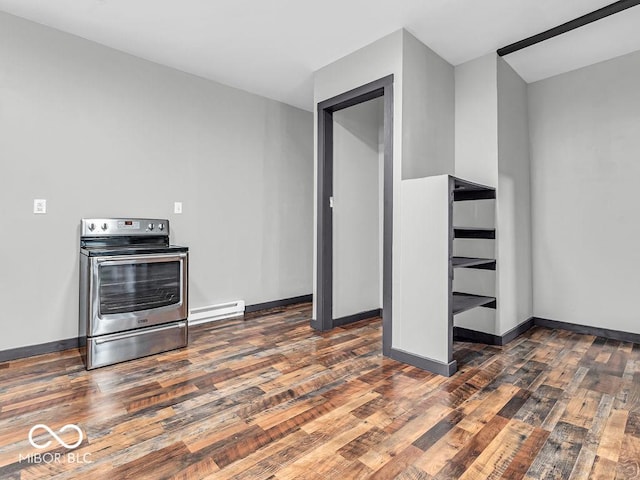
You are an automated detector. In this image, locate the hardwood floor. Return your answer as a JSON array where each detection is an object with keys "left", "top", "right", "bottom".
[{"left": 1, "top": 303, "right": 639, "bottom": 479}]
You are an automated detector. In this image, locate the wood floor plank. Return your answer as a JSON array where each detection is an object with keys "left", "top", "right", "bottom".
[
  {"left": 569, "top": 443, "right": 598, "bottom": 480},
  {"left": 457, "top": 419, "right": 534, "bottom": 480},
  {"left": 201, "top": 428, "right": 316, "bottom": 480},
  {"left": 499, "top": 426, "right": 549, "bottom": 480},
  {"left": 525, "top": 421, "right": 588, "bottom": 479},
  {"left": 496, "top": 388, "right": 532, "bottom": 420},
  {"left": 597, "top": 409, "right": 629, "bottom": 462},
  {"left": 412, "top": 410, "right": 464, "bottom": 451},
  {"left": 368, "top": 445, "right": 424, "bottom": 479},
  {"left": 110, "top": 441, "right": 192, "bottom": 479},
  {"left": 1, "top": 303, "right": 640, "bottom": 479},
  {"left": 616, "top": 434, "right": 640, "bottom": 479},
  {"left": 273, "top": 421, "right": 373, "bottom": 480},
  {"left": 456, "top": 384, "right": 519, "bottom": 435},
  {"left": 561, "top": 388, "right": 603, "bottom": 429},
  {"left": 589, "top": 455, "right": 618, "bottom": 480},
  {"left": 395, "top": 465, "right": 434, "bottom": 480},
  {"left": 413, "top": 426, "right": 475, "bottom": 476},
  {"left": 514, "top": 384, "right": 563, "bottom": 428},
  {"left": 581, "top": 371, "right": 624, "bottom": 396},
  {"left": 567, "top": 393, "right": 617, "bottom": 480},
  {"left": 434, "top": 415, "right": 509, "bottom": 479},
  {"left": 625, "top": 410, "right": 640, "bottom": 437},
  {"left": 338, "top": 426, "right": 387, "bottom": 460},
  {"left": 358, "top": 402, "right": 452, "bottom": 471}
]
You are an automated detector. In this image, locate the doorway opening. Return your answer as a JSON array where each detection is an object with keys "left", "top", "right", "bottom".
[{"left": 312, "top": 74, "right": 393, "bottom": 356}]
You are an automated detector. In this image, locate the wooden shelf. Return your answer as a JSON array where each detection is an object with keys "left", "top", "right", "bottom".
[
  {"left": 453, "top": 177, "right": 495, "bottom": 201},
  {"left": 452, "top": 292, "right": 496, "bottom": 315},
  {"left": 452, "top": 257, "right": 496, "bottom": 270},
  {"left": 453, "top": 227, "right": 496, "bottom": 239}
]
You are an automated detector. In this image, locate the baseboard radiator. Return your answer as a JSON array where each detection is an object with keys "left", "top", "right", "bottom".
[{"left": 188, "top": 300, "right": 245, "bottom": 325}]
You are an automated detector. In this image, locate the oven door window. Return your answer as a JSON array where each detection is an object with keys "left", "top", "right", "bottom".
[{"left": 98, "top": 261, "right": 181, "bottom": 315}]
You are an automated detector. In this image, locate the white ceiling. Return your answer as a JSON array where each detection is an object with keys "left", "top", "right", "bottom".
[{"left": 1, "top": 0, "right": 639, "bottom": 111}]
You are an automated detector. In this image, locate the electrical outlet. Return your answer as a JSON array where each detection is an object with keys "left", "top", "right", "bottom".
[
  {"left": 33, "top": 199, "right": 47, "bottom": 214},
  {"left": 174, "top": 202, "right": 183, "bottom": 214}
]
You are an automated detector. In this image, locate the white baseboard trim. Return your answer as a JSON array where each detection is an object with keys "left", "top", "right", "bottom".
[{"left": 188, "top": 300, "right": 245, "bottom": 326}]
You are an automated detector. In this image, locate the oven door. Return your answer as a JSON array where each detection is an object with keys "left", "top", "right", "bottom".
[{"left": 88, "top": 252, "right": 188, "bottom": 336}]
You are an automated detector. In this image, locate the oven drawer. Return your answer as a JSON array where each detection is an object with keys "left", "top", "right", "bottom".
[{"left": 86, "top": 321, "right": 187, "bottom": 369}]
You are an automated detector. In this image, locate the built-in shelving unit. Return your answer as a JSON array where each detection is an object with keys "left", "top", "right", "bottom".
[
  {"left": 452, "top": 292, "right": 497, "bottom": 315},
  {"left": 452, "top": 179, "right": 497, "bottom": 201},
  {"left": 398, "top": 175, "right": 498, "bottom": 377},
  {"left": 453, "top": 227, "right": 496, "bottom": 239},
  {"left": 451, "top": 257, "right": 496, "bottom": 269},
  {"left": 449, "top": 176, "right": 497, "bottom": 347}
]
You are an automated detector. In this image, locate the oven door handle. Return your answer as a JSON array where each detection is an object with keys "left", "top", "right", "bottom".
[
  {"left": 94, "top": 322, "right": 187, "bottom": 344},
  {"left": 95, "top": 252, "right": 187, "bottom": 265}
]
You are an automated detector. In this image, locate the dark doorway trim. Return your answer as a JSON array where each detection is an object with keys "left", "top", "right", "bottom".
[
  {"left": 498, "top": 0, "right": 640, "bottom": 57},
  {"left": 313, "top": 74, "right": 394, "bottom": 358}
]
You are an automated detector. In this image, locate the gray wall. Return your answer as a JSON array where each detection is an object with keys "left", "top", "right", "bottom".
[
  {"left": 402, "top": 31, "right": 455, "bottom": 179},
  {"left": 0, "top": 12, "right": 313, "bottom": 351},
  {"left": 529, "top": 49, "right": 640, "bottom": 334},
  {"left": 453, "top": 53, "right": 533, "bottom": 336},
  {"left": 496, "top": 57, "right": 533, "bottom": 334},
  {"left": 454, "top": 53, "right": 498, "bottom": 187},
  {"left": 332, "top": 99, "right": 383, "bottom": 319}
]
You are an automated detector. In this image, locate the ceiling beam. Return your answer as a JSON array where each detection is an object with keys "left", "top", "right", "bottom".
[{"left": 497, "top": 0, "right": 640, "bottom": 56}]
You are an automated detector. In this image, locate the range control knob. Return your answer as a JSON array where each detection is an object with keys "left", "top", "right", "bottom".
[
  {"left": 101, "top": 223, "right": 108, "bottom": 231},
  {"left": 88, "top": 223, "right": 96, "bottom": 231},
  {"left": 158, "top": 223, "right": 165, "bottom": 231},
  {"left": 148, "top": 223, "right": 155, "bottom": 231}
]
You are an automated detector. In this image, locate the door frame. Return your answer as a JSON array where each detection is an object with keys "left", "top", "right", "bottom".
[{"left": 312, "top": 74, "right": 394, "bottom": 356}]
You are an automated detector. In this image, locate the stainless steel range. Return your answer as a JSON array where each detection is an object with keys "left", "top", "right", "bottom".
[{"left": 79, "top": 218, "right": 188, "bottom": 369}]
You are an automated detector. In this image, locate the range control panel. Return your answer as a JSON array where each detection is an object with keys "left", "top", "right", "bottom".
[{"left": 81, "top": 218, "right": 169, "bottom": 236}]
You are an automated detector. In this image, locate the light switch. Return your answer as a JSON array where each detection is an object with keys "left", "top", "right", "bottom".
[
  {"left": 174, "top": 202, "right": 182, "bottom": 214},
  {"left": 33, "top": 199, "right": 47, "bottom": 214}
]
